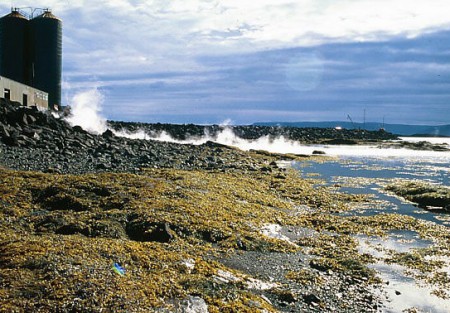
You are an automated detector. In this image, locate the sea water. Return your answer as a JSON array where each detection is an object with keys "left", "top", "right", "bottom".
[
  {"left": 292, "top": 138, "right": 450, "bottom": 312},
  {"left": 294, "top": 155, "right": 450, "bottom": 227}
]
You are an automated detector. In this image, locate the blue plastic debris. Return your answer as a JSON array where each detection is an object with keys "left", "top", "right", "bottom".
[{"left": 112, "top": 262, "right": 125, "bottom": 276}]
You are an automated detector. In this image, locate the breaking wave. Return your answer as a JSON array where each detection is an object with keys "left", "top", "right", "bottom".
[
  {"left": 66, "top": 89, "right": 107, "bottom": 134},
  {"left": 64, "top": 89, "right": 450, "bottom": 160}
]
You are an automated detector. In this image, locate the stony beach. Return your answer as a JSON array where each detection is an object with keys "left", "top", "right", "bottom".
[{"left": 1, "top": 99, "right": 449, "bottom": 312}]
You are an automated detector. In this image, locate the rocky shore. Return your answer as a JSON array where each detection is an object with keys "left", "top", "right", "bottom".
[
  {"left": 0, "top": 99, "right": 293, "bottom": 174},
  {"left": 1, "top": 99, "right": 449, "bottom": 312},
  {"left": 1, "top": 98, "right": 447, "bottom": 175}
]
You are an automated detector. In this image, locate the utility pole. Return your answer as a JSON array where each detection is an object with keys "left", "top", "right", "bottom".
[
  {"left": 363, "top": 108, "right": 366, "bottom": 130},
  {"left": 347, "top": 114, "right": 356, "bottom": 129}
]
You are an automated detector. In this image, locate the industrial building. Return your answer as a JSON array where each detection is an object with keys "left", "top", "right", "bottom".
[
  {"left": 0, "top": 75, "right": 48, "bottom": 109},
  {"left": 0, "top": 8, "right": 62, "bottom": 109}
]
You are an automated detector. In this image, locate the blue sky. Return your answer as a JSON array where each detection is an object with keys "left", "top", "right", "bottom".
[{"left": 3, "top": 1, "right": 450, "bottom": 125}]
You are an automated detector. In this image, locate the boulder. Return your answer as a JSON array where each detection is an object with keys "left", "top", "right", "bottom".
[
  {"left": 302, "top": 293, "right": 321, "bottom": 304},
  {"left": 2, "top": 132, "right": 19, "bottom": 146},
  {"left": 102, "top": 129, "right": 115, "bottom": 138},
  {"left": 176, "top": 296, "right": 208, "bottom": 313},
  {"left": 0, "top": 123, "right": 10, "bottom": 137}
]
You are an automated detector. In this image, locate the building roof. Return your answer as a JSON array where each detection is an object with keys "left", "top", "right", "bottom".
[
  {"left": 2, "top": 11, "right": 27, "bottom": 20},
  {"left": 33, "top": 11, "right": 61, "bottom": 21}
]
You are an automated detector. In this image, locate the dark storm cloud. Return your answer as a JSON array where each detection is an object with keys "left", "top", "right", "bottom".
[{"left": 97, "top": 30, "right": 450, "bottom": 124}]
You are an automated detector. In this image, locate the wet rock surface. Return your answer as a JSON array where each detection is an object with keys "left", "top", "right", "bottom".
[
  {"left": 380, "top": 140, "right": 450, "bottom": 151},
  {"left": 220, "top": 251, "right": 380, "bottom": 312},
  {"left": 386, "top": 181, "right": 450, "bottom": 212}
]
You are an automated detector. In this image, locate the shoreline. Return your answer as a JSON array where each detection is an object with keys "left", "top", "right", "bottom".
[
  {"left": 1, "top": 100, "right": 450, "bottom": 312},
  {"left": 2, "top": 161, "right": 449, "bottom": 312},
  {"left": 0, "top": 165, "right": 385, "bottom": 312}
]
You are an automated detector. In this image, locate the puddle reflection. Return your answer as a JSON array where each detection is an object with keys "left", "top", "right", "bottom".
[{"left": 294, "top": 156, "right": 450, "bottom": 312}]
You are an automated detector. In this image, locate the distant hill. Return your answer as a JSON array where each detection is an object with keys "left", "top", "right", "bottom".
[{"left": 253, "top": 121, "right": 450, "bottom": 137}]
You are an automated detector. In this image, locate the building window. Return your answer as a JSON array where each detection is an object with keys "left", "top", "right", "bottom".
[
  {"left": 4, "top": 88, "right": 10, "bottom": 100},
  {"left": 23, "top": 94, "right": 28, "bottom": 106},
  {"left": 35, "top": 91, "right": 48, "bottom": 101}
]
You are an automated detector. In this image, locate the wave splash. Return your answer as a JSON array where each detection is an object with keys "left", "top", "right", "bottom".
[{"left": 64, "top": 89, "right": 450, "bottom": 159}]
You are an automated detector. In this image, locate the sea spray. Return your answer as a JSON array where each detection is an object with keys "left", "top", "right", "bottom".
[
  {"left": 63, "top": 89, "right": 450, "bottom": 159},
  {"left": 66, "top": 89, "right": 107, "bottom": 134}
]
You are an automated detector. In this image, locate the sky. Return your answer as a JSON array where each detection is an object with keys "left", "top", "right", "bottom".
[{"left": 3, "top": 0, "right": 450, "bottom": 125}]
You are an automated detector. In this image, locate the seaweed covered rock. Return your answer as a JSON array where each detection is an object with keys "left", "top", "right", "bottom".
[
  {"left": 126, "top": 220, "right": 174, "bottom": 243},
  {"left": 386, "top": 181, "right": 450, "bottom": 211},
  {"left": 0, "top": 166, "right": 392, "bottom": 312}
]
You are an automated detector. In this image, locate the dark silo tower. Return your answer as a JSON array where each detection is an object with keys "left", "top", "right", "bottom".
[
  {"left": 29, "top": 10, "right": 62, "bottom": 108},
  {"left": 0, "top": 10, "right": 30, "bottom": 85}
]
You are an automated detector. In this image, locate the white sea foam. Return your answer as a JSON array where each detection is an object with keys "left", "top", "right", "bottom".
[
  {"left": 66, "top": 89, "right": 107, "bottom": 134},
  {"left": 64, "top": 89, "right": 450, "bottom": 160},
  {"left": 139, "top": 131, "right": 450, "bottom": 161}
]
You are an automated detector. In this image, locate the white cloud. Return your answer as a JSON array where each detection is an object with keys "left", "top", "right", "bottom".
[
  {"left": 3, "top": 0, "right": 450, "bottom": 125},
  {"left": 5, "top": 1, "right": 450, "bottom": 71},
  {"left": 3, "top": 0, "right": 449, "bottom": 83}
]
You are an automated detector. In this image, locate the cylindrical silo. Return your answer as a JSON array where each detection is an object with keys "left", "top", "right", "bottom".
[
  {"left": 0, "top": 10, "right": 30, "bottom": 84},
  {"left": 30, "top": 10, "right": 62, "bottom": 108}
]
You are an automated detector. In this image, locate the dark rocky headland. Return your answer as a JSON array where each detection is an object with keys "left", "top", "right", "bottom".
[{"left": 1, "top": 99, "right": 449, "bottom": 312}]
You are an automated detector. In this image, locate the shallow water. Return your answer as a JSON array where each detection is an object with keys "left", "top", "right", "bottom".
[
  {"left": 293, "top": 152, "right": 450, "bottom": 312},
  {"left": 357, "top": 231, "right": 450, "bottom": 313},
  {"left": 293, "top": 155, "right": 450, "bottom": 227}
]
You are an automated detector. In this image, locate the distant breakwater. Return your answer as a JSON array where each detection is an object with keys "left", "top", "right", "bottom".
[{"left": 108, "top": 121, "right": 399, "bottom": 144}]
